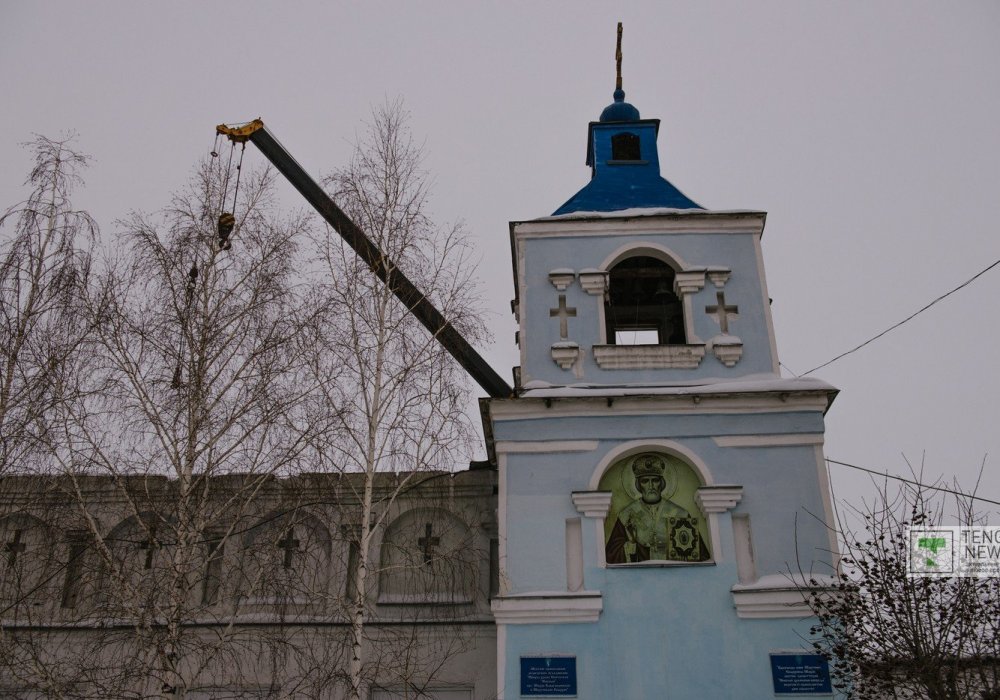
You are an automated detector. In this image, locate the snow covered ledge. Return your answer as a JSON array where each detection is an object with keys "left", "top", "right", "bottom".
[
  {"left": 492, "top": 591, "right": 603, "bottom": 624},
  {"left": 731, "top": 574, "right": 838, "bottom": 619}
]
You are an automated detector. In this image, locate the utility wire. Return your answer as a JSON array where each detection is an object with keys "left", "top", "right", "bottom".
[
  {"left": 826, "top": 457, "right": 1000, "bottom": 507},
  {"left": 802, "top": 257, "right": 1000, "bottom": 376}
]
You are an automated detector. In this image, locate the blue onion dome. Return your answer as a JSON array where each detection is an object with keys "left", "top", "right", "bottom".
[{"left": 599, "top": 88, "right": 640, "bottom": 122}]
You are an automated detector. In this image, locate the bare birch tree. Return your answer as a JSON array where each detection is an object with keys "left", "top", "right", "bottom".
[
  {"left": 0, "top": 135, "right": 96, "bottom": 476},
  {"left": 804, "top": 470, "right": 1000, "bottom": 699},
  {"left": 0, "top": 112, "right": 496, "bottom": 699},
  {"left": 306, "top": 100, "right": 491, "bottom": 700},
  {"left": 1, "top": 154, "right": 327, "bottom": 698}
]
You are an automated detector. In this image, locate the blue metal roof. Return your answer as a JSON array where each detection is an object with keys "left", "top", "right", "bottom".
[{"left": 552, "top": 91, "right": 702, "bottom": 215}]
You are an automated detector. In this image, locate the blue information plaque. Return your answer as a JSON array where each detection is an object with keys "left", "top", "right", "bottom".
[
  {"left": 520, "top": 656, "right": 577, "bottom": 697},
  {"left": 770, "top": 653, "right": 833, "bottom": 695}
]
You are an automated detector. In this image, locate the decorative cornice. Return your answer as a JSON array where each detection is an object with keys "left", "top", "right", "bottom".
[
  {"left": 492, "top": 591, "right": 603, "bottom": 624},
  {"left": 731, "top": 574, "right": 837, "bottom": 619},
  {"left": 674, "top": 270, "right": 707, "bottom": 296},
  {"left": 571, "top": 491, "right": 613, "bottom": 518},
  {"left": 578, "top": 269, "right": 609, "bottom": 296},
  {"left": 712, "top": 434, "right": 825, "bottom": 448},
  {"left": 548, "top": 269, "right": 576, "bottom": 291},
  {"left": 495, "top": 440, "right": 600, "bottom": 455},
  {"left": 706, "top": 268, "right": 731, "bottom": 288},
  {"left": 512, "top": 211, "right": 768, "bottom": 239},
  {"left": 709, "top": 337, "right": 743, "bottom": 367},
  {"left": 593, "top": 344, "right": 706, "bottom": 370},
  {"left": 695, "top": 486, "right": 743, "bottom": 514},
  {"left": 551, "top": 343, "right": 581, "bottom": 370},
  {"left": 487, "top": 391, "right": 835, "bottom": 421}
]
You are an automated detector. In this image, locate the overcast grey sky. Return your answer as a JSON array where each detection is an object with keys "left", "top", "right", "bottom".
[{"left": 3, "top": 1, "right": 999, "bottom": 512}]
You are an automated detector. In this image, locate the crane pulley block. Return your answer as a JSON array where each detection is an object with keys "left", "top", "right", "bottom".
[{"left": 216, "top": 119, "right": 265, "bottom": 143}]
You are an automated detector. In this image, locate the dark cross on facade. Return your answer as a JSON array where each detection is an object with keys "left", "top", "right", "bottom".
[
  {"left": 278, "top": 528, "right": 300, "bottom": 569},
  {"left": 705, "top": 291, "right": 739, "bottom": 334},
  {"left": 549, "top": 295, "right": 577, "bottom": 340},
  {"left": 417, "top": 523, "right": 440, "bottom": 566},
  {"left": 4, "top": 530, "right": 26, "bottom": 566},
  {"left": 138, "top": 529, "right": 157, "bottom": 570}
]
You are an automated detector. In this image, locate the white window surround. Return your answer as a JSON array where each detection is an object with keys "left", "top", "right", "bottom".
[
  {"left": 593, "top": 343, "right": 706, "bottom": 369},
  {"left": 571, "top": 491, "right": 612, "bottom": 518},
  {"left": 578, "top": 269, "right": 609, "bottom": 296},
  {"left": 673, "top": 269, "right": 707, "bottom": 296},
  {"left": 695, "top": 485, "right": 743, "bottom": 513}
]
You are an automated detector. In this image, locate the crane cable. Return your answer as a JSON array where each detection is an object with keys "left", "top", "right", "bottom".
[{"left": 210, "top": 134, "right": 243, "bottom": 252}]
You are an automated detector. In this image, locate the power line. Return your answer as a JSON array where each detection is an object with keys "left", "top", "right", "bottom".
[
  {"left": 802, "top": 257, "right": 1000, "bottom": 376},
  {"left": 826, "top": 457, "right": 1000, "bottom": 507}
]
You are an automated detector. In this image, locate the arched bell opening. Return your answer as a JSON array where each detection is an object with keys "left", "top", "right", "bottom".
[{"left": 604, "top": 256, "right": 685, "bottom": 345}]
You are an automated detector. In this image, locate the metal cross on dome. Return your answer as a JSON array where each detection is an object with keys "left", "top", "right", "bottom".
[{"left": 616, "top": 22, "right": 624, "bottom": 90}]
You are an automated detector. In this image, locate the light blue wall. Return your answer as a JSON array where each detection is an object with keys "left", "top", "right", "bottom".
[
  {"left": 498, "top": 412, "right": 835, "bottom": 594},
  {"left": 496, "top": 408, "right": 837, "bottom": 698},
  {"left": 504, "top": 610, "right": 820, "bottom": 699},
  {"left": 517, "top": 227, "right": 775, "bottom": 386}
]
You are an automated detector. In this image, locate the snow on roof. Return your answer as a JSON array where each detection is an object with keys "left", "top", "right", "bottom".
[
  {"left": 538, "top": 207, "right": 765, "bottom": 221},
  {"left": 519, "top": 374, "right": 836, "bottom": 399}
]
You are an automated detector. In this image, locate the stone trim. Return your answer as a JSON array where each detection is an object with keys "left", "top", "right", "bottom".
[
  {"left": 731, "top": 574, "right": 837, "bottom": 619},
  {"left": 548, "top": 269, "right": 576, "bottom": 291},
  {"left": 578, "top": 269, "right": 609, "bottom": 296},
  {"left": 695, "top": 486, "right": 743, "bottom": 514},
  {"left": 709, "top": 338, "right": 743, "bottom": 367},
  {"left": 378, "top": 593, "right": 474, "bottom": 606},
  {"left": 707, "top": 267, "right": 731, "bottom": 288},
  {"left": 571, "top": 491, "right": 613, "bottom": 518},
  {"left": 593, "top": 344, "right": 706, "bottom": 369},
  {"left": 491, "top": 591, "right": 603, "bottom": 624},
  {"left": 673, "top": 270, "right": 707, "bottom": 296},
  {"left": 551, "top": 343, "right": 580, "bottom": 369},
  {"left": 712, "top": 434, "right": 825, "bottom": 448}
]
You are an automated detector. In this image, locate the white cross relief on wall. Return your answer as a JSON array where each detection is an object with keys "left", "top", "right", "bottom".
[
  {"left": 549, "top": 294, "right": 577, "bottom": 340},
  {"left": 705, "top": 291, "right": 738, "bottom": 334}
]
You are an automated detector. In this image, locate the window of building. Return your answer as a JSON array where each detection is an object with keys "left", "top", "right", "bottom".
[
  {"left": 604, "top": 256, "right": 685, "bottom": 345},
  {"left": 611, "top": 132, "right": 641, "bottom": 161}
]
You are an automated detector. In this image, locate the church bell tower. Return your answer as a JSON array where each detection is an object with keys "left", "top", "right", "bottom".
[{"left": 487, "top": 25, "right": 841, "bottom": 699}]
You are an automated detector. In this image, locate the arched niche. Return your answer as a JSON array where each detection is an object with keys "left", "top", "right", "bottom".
[
  {"left": 589, "top": 444, "right": 715, "bottom": 566},
  {"left": 0, "top": 513, "right": 59, "bottom": 609},
  {"left": 240, "top": 510, "right": 331, "bottom": 606},
  {"left": 378, "top": 507, "right": 477, "bottom": 605}
]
